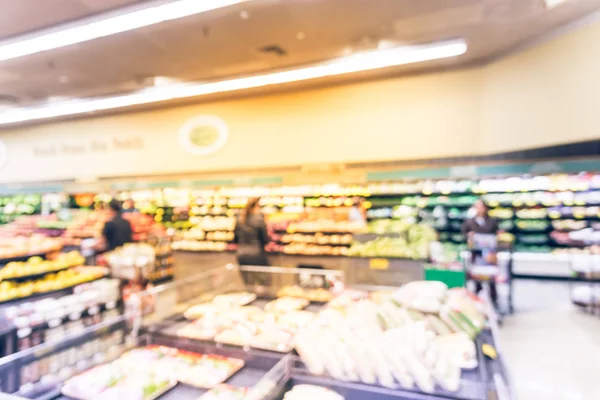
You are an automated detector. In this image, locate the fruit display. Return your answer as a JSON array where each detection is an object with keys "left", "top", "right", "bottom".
[
  {"left": 282, "top": 220, "right": 364, "bottom": 233},
  {"left": 0, "top": 194, "right": 42, "bottom": 225},
  {"left": 279, "top": 232, "right": 353, "bottom": 245},
  {"left": 180, "top": 293, "right": 315, "bottom": 353},
  {"left": 171, "top": 239, "right": 230, "bottom": 252},
  {"left": 0, "top": 235, "right": 62, "bottom": 260},
  {"left": 280, "top": 243, "right": 349, "bottom": 256},
  {"left": 0, "top": 251, "right": 85, "bottom": 280},
  {"left": 0, "top": 267, "right": 107, "bottom": 303},
  {"left": 348, "top": 223, "right": 437, "bottom": 259},
  {"left": 366, "top": 219, "right": 414, "bottom": 234},
  {"left": 295, "top": 283, "right": 484, "bottom": 393},
  {"left": 283, "top": 385, "right": 344, "bottom": 400},
  {"left": 63, "top": 210, "right": 162, "bottom": 244}
]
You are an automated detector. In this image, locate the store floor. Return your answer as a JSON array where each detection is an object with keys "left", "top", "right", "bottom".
[{"left": 500, "top": 279, "right": 600, "bottom": 400}]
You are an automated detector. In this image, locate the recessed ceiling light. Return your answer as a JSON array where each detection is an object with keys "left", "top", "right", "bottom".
[
  {"left": 240, "top": 10, "right": 250, "bottom": 20},
  {"left": 296, "top": 32, "right": 306, "bottom": 40},
  {"left": 0, "top": 39, "right": 467, "bottom": 126},
  {"left": 0, "top": 0, "right": 246, "bottom": 63}
]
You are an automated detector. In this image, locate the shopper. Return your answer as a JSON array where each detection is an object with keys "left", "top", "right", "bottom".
[
  {"left": 102, "top": 199, "right": 133, "bottom": 251},
  {"left": 461, "top": 199, "right": 499, "bottom": 303},
  {"left": 348, "top": 197, "right": 367, "bottom": 226},
  {"left": 234, "top": 197, "right": 270, "bottom": 266},
  {"left": 462, "top": 199, "right": 499, "bottom": 236}
]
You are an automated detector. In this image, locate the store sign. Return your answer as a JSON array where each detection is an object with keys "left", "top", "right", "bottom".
[
  {"left": 0, "top": 140, "right": 6, "bottom": 169},
  {"left": 178, "top": 115, "right": 228, "bottom": 156},
  {"left": 32, "top": 136, "right": 144, "bottom": 158}
]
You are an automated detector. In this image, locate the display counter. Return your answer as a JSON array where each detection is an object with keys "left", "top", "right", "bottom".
[
  {"left": 174, "top": 250, "right": 424, "bottom": 287},
  {"left": 0, "top": 265, "right": 514, "bottom": 400}
]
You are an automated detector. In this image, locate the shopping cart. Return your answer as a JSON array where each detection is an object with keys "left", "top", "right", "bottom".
[{"left": 464, "top": 233, "right": 514, "bottom": 316}]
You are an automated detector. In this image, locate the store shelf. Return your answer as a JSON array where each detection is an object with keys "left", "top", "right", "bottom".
[
  {"left": 0, "top": 275, "right": 108, "bottom": 307},
  {"left": 0, "top": 265, "right": 80, "bottom": 283},
  {"left": 0, "top": 252, "right": 53, "bottom": 266}
]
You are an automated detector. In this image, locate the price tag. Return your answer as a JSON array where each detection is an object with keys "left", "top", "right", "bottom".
[
  {"left": 482, "top": 343, "right": 498, "bottom": 359},
  {"left": 370, "top": 258, "right": 389, "bottom": 270}
]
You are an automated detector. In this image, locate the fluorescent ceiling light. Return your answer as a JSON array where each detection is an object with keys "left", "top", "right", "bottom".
[
  {"left": 0, "top": 39, "right": 467, "bottom": 126},
  {"left": 0, "top": 0, "right": 246, "bottom": 62}
]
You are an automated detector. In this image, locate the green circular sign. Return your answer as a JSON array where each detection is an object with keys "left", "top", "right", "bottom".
[
  {"left": 189, "top": 125, "right": 220, "bottom": 147},
  {"left": 179, "top": 116, "right": 228, "bottom": 156}
]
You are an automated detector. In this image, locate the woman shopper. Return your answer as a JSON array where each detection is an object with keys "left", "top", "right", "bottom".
[{"left": 234, "top": 197, "right": 270, "bottom": 266}]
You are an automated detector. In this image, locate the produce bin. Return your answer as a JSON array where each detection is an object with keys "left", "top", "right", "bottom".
[{"left": 0, "top": 264, "right": 514, "bottom": 400}]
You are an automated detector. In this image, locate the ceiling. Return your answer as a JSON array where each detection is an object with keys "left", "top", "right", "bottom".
[{"left": 0, "top": 0, "right": 599, "bottom": 109}]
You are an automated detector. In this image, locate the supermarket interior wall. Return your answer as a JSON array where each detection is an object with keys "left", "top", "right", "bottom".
[
  {"left": 0, "top": 69, "right": 482, "bottom": 184},
  {"left": 1, "top": 17, "right": 600, "bottom": 184},
  {"left": 480, "top": 17, "right": 600, "bottom": 153}
]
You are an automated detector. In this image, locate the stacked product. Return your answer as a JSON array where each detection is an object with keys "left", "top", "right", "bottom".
[
  {"left": 0, "top": 251, "right": 107, "bottom": 304},
  {"left": 3, "top": 279, "right": 121, "bottom": 386},
  {"left": 0, "top": 236, "right": 62, "bottom": 261},
  {"left": 348, "top": 223, "right": 437, "bottom": 259},
  {"left": 295, "top": 282, "right": 484, "bottom": 393},
  {"left": 64, "top": 210, "right": 161, "bottom": 245},
  {"left": 0, "top": 251, "right": 85, "bottom": 280},
  {"left": 179, "top": 292, "right": 317, "bottom": 353},
  {"left": 61, "top": 345, "right": 245, "bottom": 399}
]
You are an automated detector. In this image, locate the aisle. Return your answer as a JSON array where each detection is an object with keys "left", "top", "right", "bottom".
[{"left": 500, "top": 280, "right": 600, "bottom": 400}]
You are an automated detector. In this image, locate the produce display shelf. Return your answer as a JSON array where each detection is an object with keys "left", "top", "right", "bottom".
[
  {"left": 0, "top": 275, "right": 108, "bottom": 307},
  {"left": 0, "top": 265, "right": 80, "bottom": 283},
  {"left": 0, "top": 253, "right": 54, "bottom": 267},
  {"left": 18, "top": 299, "right": 121, "bottom": 336},
  {"left": 282, "top": 329, "right": 501, "bottom": 400},
  {"left": 150, "top": 275, "right": 175, "bottom": 285}
]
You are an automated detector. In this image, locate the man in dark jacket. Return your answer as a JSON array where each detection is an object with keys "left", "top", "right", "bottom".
[
  {"left": 461, "top": 200, "right": 499, "bottom": 236},
  {"left": 462, "top": 199, "right": 499, "bottom": 303},
  {"left": 102, "top": 199, "right": 133, "bottom": 251}
]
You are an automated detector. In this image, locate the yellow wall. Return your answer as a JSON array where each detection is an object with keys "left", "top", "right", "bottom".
[
  {"left": 0, "top": 69, "right": 481, "bottom": 183},
  {"left": 480, "top": 19, "right": 600, "bottom": 153},
  {"left": 1, "top": 17, "right": 600, "bottom": 184}
]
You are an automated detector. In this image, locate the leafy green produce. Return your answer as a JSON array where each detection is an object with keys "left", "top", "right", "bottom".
[{"left": 350, "top": 223, "right": 436, "bottom": 259}]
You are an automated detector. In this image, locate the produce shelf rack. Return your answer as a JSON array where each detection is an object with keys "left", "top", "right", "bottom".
[{"left": 0, "top": 265, "right": 515, "bottom": 400}]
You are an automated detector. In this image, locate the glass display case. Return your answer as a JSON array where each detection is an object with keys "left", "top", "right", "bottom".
[{"left": 0, "top": 264, "right": 514, "bottom": 400}]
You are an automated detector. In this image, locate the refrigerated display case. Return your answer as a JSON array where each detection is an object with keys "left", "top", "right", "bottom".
[{"left": 0, "top": 264, "right": 514, "bottom": 400}]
